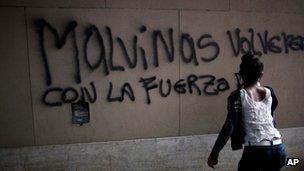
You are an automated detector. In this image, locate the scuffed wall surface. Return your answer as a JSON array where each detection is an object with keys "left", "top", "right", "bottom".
[
  {"left": 0, "top": 0, "right": 303, "bottom": 148},
  {"left": 1, "top": 127, "right": 303, "bottom": 170}
]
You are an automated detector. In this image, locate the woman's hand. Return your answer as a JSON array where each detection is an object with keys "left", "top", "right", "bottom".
[{"left": 207, "top": 154, "right": 218, "bottom": 169}]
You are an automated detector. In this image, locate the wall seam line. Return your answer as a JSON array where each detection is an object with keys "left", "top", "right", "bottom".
[
  {"left": 0, "top": 6, "right": 106, "bottom": 8},
  {"left": 24, "top": 7, "right": 36, "bottom": 146},
  {"left": 178, "top": 9, "right": 181, "bottom": 136},
  {"left": 103, "top": 7, "right": 230, "bottom": 11},
  {"left": 0, "top": 6, "right": 231, "bottom": 12},
  {"left": 2, "top": 6, "right": 303, "bottom": 15},
  {"left": 229, "top": 0, "right": 231, "bottom": 11},
  {"left": 0, "top": 5, "right": 303, "bottom": 14},
  {"left": 0, "top": 5, "right": 28, "bottom": 7}
]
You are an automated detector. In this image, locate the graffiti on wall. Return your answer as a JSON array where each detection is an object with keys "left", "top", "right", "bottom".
[{"left": 34, "top": 19, "right": 304, "bottom": 106}]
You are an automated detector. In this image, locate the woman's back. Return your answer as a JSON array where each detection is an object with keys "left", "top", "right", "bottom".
[
  {"left": 243, "top": 86, "right": 266, "bottom": 102},
  {"left": 240, "top": 87, "right": 281, "bottom": 143}
]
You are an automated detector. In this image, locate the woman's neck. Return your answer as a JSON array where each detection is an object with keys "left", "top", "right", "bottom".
[{"left": 243, "top": 81, "right": 260, "bottom": 89}]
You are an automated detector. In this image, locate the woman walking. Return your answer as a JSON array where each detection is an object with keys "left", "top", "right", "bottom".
[{"left": 207, "top": 52, "right": 286, "bottom": 171}]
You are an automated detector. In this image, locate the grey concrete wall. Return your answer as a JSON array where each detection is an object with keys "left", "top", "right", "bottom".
[
  {"left": 1, "top": 127, "right": 303, "bottom": 171},
  {"left": 0, "top": 0, "right": 304, "bottom": 149}
]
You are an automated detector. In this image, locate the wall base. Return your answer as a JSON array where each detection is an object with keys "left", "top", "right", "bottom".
[{"left": 1, "top": 127, "right": 303, "bottom": 171}]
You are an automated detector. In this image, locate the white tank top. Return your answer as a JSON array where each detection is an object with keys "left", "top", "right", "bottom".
[{"left": 240, "top": 87, "right": 281, "bottom": 143}]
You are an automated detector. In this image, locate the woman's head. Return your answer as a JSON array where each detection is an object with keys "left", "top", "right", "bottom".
[{"left": 239, "top": 52, "right": 264, "bottom": 86}]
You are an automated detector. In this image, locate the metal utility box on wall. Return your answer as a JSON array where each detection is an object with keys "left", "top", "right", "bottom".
[{"left": 72, "top": 101, "right": 90, "bottom": 125}]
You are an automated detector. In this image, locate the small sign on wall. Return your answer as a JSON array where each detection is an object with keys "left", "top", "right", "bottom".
[{"left": 72, "top": 101, "right": 90, "bottom": 125}]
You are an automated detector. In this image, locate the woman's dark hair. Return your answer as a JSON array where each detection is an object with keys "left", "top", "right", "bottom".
[{"left": 239, "top": 52, "right": 264, "bottom": 86}]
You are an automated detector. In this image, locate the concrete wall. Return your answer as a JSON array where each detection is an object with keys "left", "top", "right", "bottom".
[
  {"left": 1, "top": 127, "right": 303, "bottom": 170},
  {"left": 0, "top": 2, "right": 304, "bottom": 170},
  {"left": 0, "top": 0, "right": 303, "bottom": 150}
]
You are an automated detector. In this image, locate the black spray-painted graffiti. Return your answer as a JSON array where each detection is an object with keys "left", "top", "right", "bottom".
[
  {"left": 42, "top": 74, "right": 229, "bottom": 106},
  {"left": 138, "top": 74, "right": 229, "bottom": 104},
  {"left": 42, "top": 82, "right": 97, "bottom": 106},
  {"left": 34, "top": 19, "right": 304, "bottom": 107},
  {"left": 34, "top": 19, "right": 220, "bottom": 86},
  {"left": 227, "top": 28, "right": 304, "bottom": 56}
]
